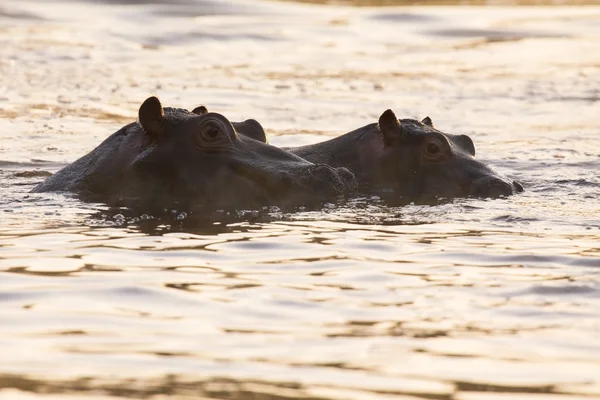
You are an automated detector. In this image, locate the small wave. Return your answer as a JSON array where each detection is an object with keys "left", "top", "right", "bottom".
[
  {"left": 138, "top": 31, "right": 282, "bottom": 47},
  {"left": 492, "top": 215, "right": 541, "bottom": 223},
  {"left": 554, "top": 178, "right": 600, "bottom": 188},
  {"left": 69, "top": 0, "right": 274, "bottom": 17},
  {"left": 370, "top": 12, "right": 438, "bottom": 23},
  {"left": 426, "top": 28, "right": 569, "bottom": 41},
  {"left": 0, "top": 160, "right": 60, "bottom": 168},
  {"left": 530, "top": 284, "right": 599, "bottom": 295},
  {"left": 12, "top": 171, "right": 52, "bottom": 178},
  {"left": 0, "top": 6, "right": 43, "bottom": 21}
]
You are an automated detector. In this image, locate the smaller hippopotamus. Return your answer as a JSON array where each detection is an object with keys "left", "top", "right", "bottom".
[
  {"left": 31, "top": 97, "right": 356, "bottom": 211},
  {"left": 284, "top": 110, "right": 523, "bottom": 199}
]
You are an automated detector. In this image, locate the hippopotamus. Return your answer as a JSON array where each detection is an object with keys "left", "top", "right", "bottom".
[
  {"left": 256, "top": 110, "right": 522, "bottom": 199},
  {"left": 31, "top": 97, "right": 356, "bottom": 211}
]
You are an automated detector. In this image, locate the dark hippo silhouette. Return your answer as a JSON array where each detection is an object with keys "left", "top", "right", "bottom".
[
  {"left": 232, "top": 110, "right": 522, "bottom": 199},
  {"left": 31, "top": 97, "right": 356, "bottom": 211},
  {"left": 285, "top": 109, "right": 523, "bottom": 199}
]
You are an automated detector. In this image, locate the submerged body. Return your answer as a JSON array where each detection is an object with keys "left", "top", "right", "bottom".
[
  {"left": 288, "top": 110, "right": 523, "bottom": 199},
  {"left": 32, "top": 97, "right": 356, "bottom": 211}
]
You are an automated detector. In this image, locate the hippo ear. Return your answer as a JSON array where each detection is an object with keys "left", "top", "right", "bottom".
[
  {"left": 422, "top": 116, "right": 433, "bottom": 127},
  {"left": 378, "top": 109, "right": 405, "bottom": 147},
  {"left": 138, "top": 96, "right": 165, "bottom": 138},
  {"left": 192, "top": 105, "right": 208, "bottom": 115},
  {"left": 232, "top": 119, "right": 268, "bottom": 143}
]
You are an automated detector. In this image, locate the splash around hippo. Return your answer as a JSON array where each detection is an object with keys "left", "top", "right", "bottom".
[
  {"left": 31, "top": 97, "right": 356, "bottom": 212},
  {"left": 288, "top": 109, "right": 523, "bottom": 200}
]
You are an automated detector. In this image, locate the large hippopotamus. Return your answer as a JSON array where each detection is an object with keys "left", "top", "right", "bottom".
[
  {"left": 239, "top": 110, "right": 522, "bottom": 199},
  {"left": 31, "top": 97, "right": 356, "bottom": 211}
]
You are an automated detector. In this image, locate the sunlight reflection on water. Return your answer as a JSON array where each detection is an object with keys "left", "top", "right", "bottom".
[{"left": 1, "top": 0, "right": 599, "bottom": 399}]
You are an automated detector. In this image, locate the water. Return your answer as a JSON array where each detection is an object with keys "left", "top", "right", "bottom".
[{"left": 1, "top": 0, "right": 599, "bottom": 399}]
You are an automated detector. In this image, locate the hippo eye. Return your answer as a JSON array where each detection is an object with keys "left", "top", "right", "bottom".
[
  {"left": 426, "top": 142, "right": 440, "bottom": 155},
  {"left": 199, "top": 123, "right": 222, "bottom": 143},
  {"left": 194, "top": 114, "right": 234, "bottom": 150},
  {"left": 205, "top": 126, "right": 219, "bottom": 139},
  {"left": 422, "top": 138, "right": 447, "bottom": 162}
]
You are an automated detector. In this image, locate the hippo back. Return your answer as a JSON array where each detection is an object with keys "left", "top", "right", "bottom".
[{"left": 31, "top": 122, "right": 138, "bottom": 195}]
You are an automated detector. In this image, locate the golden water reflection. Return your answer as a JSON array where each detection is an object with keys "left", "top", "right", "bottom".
[
  {"left": 280, "top": 0, "right": 600, "bottom": 5},
  {"left": 1, "top": 0, "right": 599, "bottom": 399}
]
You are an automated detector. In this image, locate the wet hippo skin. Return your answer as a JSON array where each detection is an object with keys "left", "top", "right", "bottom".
[
  {"left": 31, "top": 97, "right": 357, "bottom": 211},
  {"left": 236, "top": 110, "right": 523, "bottom": 200}
]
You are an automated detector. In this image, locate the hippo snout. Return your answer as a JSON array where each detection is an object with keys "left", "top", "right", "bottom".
[
  {"left": 334, "top": 167, "right": 358, "bottom": 192},
  {"left": 299, "top": 164, "right": 357, "bottom": 196},
  {"left": 470, "top": 176, "right": 522, "bottom": 198}
]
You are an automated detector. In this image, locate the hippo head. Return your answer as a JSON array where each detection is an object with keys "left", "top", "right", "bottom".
[
  {"left": 376, "top": 109, "right": 523, "bottom": 199},
  {"left": 193, "top": 106, "right": 269, "bottom": 144},
  {"left": 119, "top": 97, "right": 355, "bottom": 211}
]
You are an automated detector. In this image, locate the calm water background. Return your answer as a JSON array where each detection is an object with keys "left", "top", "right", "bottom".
[{"left": 1, "top": 0, "right": 600, "bottom": 399}]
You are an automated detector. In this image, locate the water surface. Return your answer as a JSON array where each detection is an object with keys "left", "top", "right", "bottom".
[{"left": 1, "top": 0, "right": 599, "bottom": 399}]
